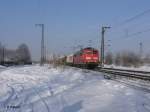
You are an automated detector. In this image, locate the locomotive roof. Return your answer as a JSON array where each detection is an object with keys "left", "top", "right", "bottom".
[
  {"left": 74, "top": 47, "right": 98, "bottom": 55},
  {"left": 83, "top": 47, "right": 97, "bottom": 51}
]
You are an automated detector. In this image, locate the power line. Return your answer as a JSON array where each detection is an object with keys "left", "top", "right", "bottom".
[
  {"left": 107, "top": 27, "right": 150, "bottom": 42},
  {"left": 125, "top": 27, "right": 150, "bottom": 38},
  {"left": 111, "top": 8, "right": 150, "bottom": 29},
  {"left": 107, "top": 9, "right": 150, "bottom": 52},
  {"left": 121, "top": 9, "right": 150, "bottom": 25}
]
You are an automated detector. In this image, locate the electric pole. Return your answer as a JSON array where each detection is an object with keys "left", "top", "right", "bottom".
[
  {"left": 101, "top": 26, "right": 111, "bottom": 67},
  {"left": 139, "top": 42, "right": 143, "bottom": 58},
  {"left": 35, "top": 24, "right": 45, "bottom": 66},
  {"left": 2, "top": 46, "right": 5, "bottom": 65},
  {"left": 88, "top": 40, "right": 92, "bottom": 47}
]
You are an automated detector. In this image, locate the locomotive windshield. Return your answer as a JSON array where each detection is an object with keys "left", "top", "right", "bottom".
[{"left": 85, "top": 51, "right": 97, "bottom": 54}]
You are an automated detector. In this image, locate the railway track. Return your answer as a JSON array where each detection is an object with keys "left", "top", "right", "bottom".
[{"left": 94, "top": 67, "right": 150, "bottom": 81}]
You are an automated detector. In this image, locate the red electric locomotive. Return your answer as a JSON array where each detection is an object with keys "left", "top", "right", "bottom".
[{"left": 73, "top": 47, "right": 99, "bottom": 68}]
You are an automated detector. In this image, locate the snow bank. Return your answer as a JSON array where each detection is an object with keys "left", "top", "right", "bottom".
[
  {"left": 0, "top": 65, "right": 85, "bottom": 97},
  {"left": 0, "top": 65, "right": 150, "bottom": 112},
  {"left": 0, "top": 65, "right": 6, "bottom": 69}
]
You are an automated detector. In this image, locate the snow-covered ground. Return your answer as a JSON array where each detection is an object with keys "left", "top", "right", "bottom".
[
  {"left": 104, "top": 64, "right": 150, "bottom": 72},
  {"left": 0, "top": 65, "right": 6, "bottom": 69},
  {"left": 0, "top": 65, "right": 150, "bottom": 112}
]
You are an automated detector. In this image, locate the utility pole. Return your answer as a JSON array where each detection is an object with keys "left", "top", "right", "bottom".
[
  {"left": 101, "top": 26, "right": 111, "bottom": 67},
  {"left": 2, "top": 46, "right": 5, "bottom": 65},
  {"left": 139, "top": 42, "right": 143, "bottom": 58},
  {"left": 78, "top": 45, "right": 83, "bottom": 50},
  {"left": 35, "top": 24, "right": 45, "bottom": 66},
  {"left": 88, "top": 40, "right": 92, "bottom": 47}
]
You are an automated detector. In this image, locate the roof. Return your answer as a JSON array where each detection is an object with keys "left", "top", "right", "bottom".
[{"left": 83, "top": 47, "right": 97, "bottom": 51}]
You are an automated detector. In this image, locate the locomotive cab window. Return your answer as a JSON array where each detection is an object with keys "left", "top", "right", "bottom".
[{"left": 86, "top": 51, "right": 92, "bottom": 54}]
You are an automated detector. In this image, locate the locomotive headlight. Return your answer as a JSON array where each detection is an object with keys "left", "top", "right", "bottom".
[
  {"left": 93, "top": 57, "right": 98, "bottom": 60},
  {"left": 86, "top": 57, "right": 91, "bottom": 60}
]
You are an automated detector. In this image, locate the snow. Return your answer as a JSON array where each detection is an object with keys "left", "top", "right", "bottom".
[
  {"left": 0, "top": 65, "right": 150, "bottom": 112},
  {"left": 0, "top": 65, "right": 6, "bottom": 69},
  {"left": 104, "top": 64, "right": 150, "bottom": 72}
]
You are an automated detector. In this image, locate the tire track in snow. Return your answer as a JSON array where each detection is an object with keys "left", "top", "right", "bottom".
[
  {"left": 32, "top": 87, "right": 50, "bottom": 112},
  {"left": 8, "top": 83, "right": 34, "bottom": 112},
  {"left": 19, "top": 91, "right": 35, "bottom": 112},
  {"left": 16, "top": 83, "right": 53, "bottom": 112},
  {"left": 1, "top": 84, "right": 27, "bottom": 112},
  {"left": 0, "top": 85, "right": 15, "bottom": 112},
  {"left": 4, "top": 85, "right": 18, "bottom": 112},
  {"left": 6, "top": 85, "right": 24, "bottom": 112},
  {"left": 7, "top": 84, "right": 35, "bottom": 112}
]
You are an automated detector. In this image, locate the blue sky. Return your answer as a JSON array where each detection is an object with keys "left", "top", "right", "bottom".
[{"left": 0, "top": 0, "right": 150, "bottom": 60}]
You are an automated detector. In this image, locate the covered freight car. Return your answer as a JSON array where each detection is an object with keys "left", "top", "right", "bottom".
[{"left": 66, "top": 54, "right": 74, "bottom": 66}]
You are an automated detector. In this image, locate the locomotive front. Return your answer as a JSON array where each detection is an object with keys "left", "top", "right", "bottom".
[
  {"left": 73, "top": 47, "right": 99, "bottom": 68},
  {"left": 82, "top": 47, "right": 99, "bottom": 68}
]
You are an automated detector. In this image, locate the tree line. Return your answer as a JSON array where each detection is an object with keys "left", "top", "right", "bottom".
[
  {"left": 105, "top": 51, "right": 150, "bottom": 67},
  {"left": 0, "top": 43, "right": 32, "bottom": 66}
]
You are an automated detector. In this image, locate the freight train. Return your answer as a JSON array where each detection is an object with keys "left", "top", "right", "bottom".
[{"left": 65, "top": 47, "right": 99, "bottom": 68}]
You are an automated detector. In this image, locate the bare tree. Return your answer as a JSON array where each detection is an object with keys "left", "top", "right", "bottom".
[
  {"left": 144, "top": 53, "right": 150, "bottom": 64},
  {"left": 115, "top": 52, "right": 121, "bottom": 66},
  {"left": 105, "top": 52, "right": 113, "bottom": 65},
  {"left": 16, "top": 44, "right": 31, "bottom": 64},
  {"left": 122, "top": 51, "right": 141, "bottom": 67},
  {"left": 114, "top": 51, "right": 142, "bottom": 67}
]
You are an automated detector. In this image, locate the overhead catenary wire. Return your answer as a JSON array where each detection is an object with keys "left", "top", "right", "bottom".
[
  {"left": 108, "top": 8, "right": 150, "bottom": 40},
  {"left": 107, "top": 27, "right": 150, "bottom": 42},
  {"left": 102, "top": 8, "right": 150, "bottom": 55},
  {"left": 117, "top": 27, "right": 150, "bottom": 39},
  {"left": 111, "top": 8, "right": 150, "bottom": 30},
  {"left": 120, "top": 9, "right": 150, "bottom": 25},
  {"left": 126, "top": 28, "right": 150, "bottom": 38}
]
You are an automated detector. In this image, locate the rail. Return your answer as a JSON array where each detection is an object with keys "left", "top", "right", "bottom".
[
  {"left": 102, "top": 67, "right": 150, "bottom": 74},
  {"left": 94, "top": 67, "right": 150, "bottom": 81}
]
